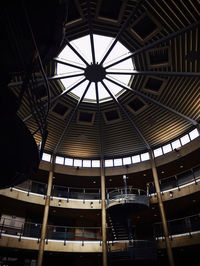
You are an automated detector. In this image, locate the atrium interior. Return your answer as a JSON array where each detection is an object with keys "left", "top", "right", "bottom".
[{"left": 0, "top": 0, "right": 200, "bottom": 265}]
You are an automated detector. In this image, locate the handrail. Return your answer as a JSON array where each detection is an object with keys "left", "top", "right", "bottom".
[
  {"left": 0, "top": 217, "right": 102, "bottom": 242},
  {"left": 153, "top": 213, "right": 200, "bottom": 238},
  {"left": 148, "top": 164, "right": 200, "bottom": 194},
  {"left": 8, "top": 163, "right": 200, "bottom": 199}
]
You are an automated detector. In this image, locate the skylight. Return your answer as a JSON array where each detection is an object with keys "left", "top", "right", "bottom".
[{"left": 56, "top": 34, "right": 134, "bottom": 103}]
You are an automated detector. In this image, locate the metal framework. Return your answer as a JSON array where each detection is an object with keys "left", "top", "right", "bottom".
[{"left": 18, "top": 0, "right": 200, "bottom": 155}]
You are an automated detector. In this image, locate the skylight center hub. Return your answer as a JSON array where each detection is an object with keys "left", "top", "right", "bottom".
[{"left": 85, "top": 64, "right": 106, "bottom": 82}]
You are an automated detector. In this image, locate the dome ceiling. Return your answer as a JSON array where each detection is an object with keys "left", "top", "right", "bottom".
[{"left": 11, "top": 0, "right": 200, "bottom": 159}]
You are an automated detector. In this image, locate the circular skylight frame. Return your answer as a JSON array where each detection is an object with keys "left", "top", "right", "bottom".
[{"left": 56, "top": 34, "right": 135, "bottom": 104}]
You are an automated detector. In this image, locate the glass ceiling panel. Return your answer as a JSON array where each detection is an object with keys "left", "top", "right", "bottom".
[{"left": 56, "top": 34, "right": 134, "bottom": 103}]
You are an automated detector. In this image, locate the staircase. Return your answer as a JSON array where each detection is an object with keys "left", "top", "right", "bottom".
[{"left": 107, "top": 212, "right": 132, "bottom": 241}]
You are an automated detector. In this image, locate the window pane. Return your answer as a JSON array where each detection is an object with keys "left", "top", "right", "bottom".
[
  {"left": 123, "top": 157, "right": 131, "bottom": 165},
  {"left": 42, "top": 153, "right": 51, "bottom": 162},
  {"left": 171, "top": 139, "right": 181, "bottom": 149},
  {"left": 180, "top": 134, "right": 190, "bottom": 145},
  {"left": 74, "top": 159, "right": 82, "bottom": 167},
  {"left": 83, "top": 160, "right": 91, "bottom": 167},
  {"left": 141, "top": 152, "right": 150, "bottom": 161},
  {"left": 65, "top": 158, "right": 73, "bottom": 166},
  {"left": 114, "top": 158, "right": 122, "bottom": 166},
  {"left": 189, "top": 128, "right": 199, "bottom": 140},
  {"left": 55, "top": 156, "right": 64, "bottom": 165},
  {"left": 92, "top": 160, "right": 100, "bottom": 167},
  {"left": 105, "top": 159, "right": 113, "bottom": 167},
  {"left": 132, "top": 155, "right": 140, "bottom": 163},
  {"left": 162, "top": 144, "right": 172, "bottom": 154},
  {"left": 153, "top": 148, "right": 163, "bottom": 157}
]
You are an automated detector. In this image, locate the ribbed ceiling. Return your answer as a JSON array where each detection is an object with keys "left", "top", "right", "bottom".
[{"left": 11, "top": 0, "right": 200, "bottom": 159}]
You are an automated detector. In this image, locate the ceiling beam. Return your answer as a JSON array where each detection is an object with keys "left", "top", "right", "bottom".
[
  {"left": 100, "top": 0, "right": 144, "bottom": 65},
  {"left": 105, "top": 76, "right": 198, "bottom": 126},
  {"left": 8, "top": 72, "right": 84, "bottom": 87},
  {"left": 105, "top": 20, "right": 200, "bottom": 69},
  {"left": 54, "top": 57, "right": 85, "bottom": 70},
  {"left": 106, "top": 70, "right": 200, "bottom": 78},
  {"left": 95, "top": 82, "right": 104, "bottom": 159},
  {"left": 87, "top": 0, "right": 96, "bottom": 64},
  {"left": 23, "top": 77, "right": 86, "bottom": 122},
  {"left": 101, "top": 80, "right": 151, "bottom": 150},
  {"left": 53, "top": 81, "right": 91, "bottom": 154}
]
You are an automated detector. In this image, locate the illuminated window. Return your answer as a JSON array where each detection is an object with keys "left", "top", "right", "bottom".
[
  {"left": 74, "top": 159, "right": 82, "bottom": 167},
  {"left": 65, "top": 158, "right": 73, "bottom": 166},
  {"left": 83, "top": 160, "right": 91, "bottom": 167},
  {"left": 180, "top": 134, "right": 190, "bottom": 145},
  {"left": 171, "top": 139, "right": 181, "bottom": 150},
  {"left": 105, "top": 159, "right": 113, "bottom": 167},
  {"left": 153, "top": 148, "right": 163, "bottom": 157},
  {"left": 141, "top": 152, "right": 150, "bottom": 161},
  {"left": 132, "top": 155, "right": 140, "bottom": 163},
  {"left": 189, "top": 128, "right": 199, "bottom": 140},
  {"left": 123, "top": 157, "right": 132, "bottom": 165},
  {"left": 162, "top": 144, "right": 172, "bottom": 154},
  {"left": 55, "top": 156, "right": 64, "bottom": 165},
  {"left": 42, "top": 153, "right": 51, "bottom": 162},
  {"left": 92, "top": 160, "right": 100, "bottom": 168},
  {"left": 114, "top": 158, "right": 123, "bottom": 166}
]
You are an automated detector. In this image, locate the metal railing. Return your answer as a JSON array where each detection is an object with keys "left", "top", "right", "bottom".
[
  {"left": 0, "top": 217, "right": 102, "bottom": 244},
  {"left": 14, "top": 180, "right": 101, "bottom": 201},
  {"left": 154, "top": 213, "right": 200, "bottom": 238},
  {"left": 107, "top": 187, "right": 149, "bottom": 207},
  {"left": 10, "top": 164, "right": 200, "bottom": 201},
  {"left": 147, "top": 164, "right": 200, "bottom": 194}
]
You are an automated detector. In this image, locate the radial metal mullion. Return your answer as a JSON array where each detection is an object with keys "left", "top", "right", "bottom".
[
  {"left": 65, "top": 39, "right": 89, "bottom": 66},
  {"left": 8, "top": 72, "right": 84, "bottom": 87},
  {"left": 87, "top": 0, "right": 96, "bottom": 64},
  {"left": 105, "top": 76, "right": 198, "bottom": 126},
  {"left": 54, "top": 81, "right": 91, "bottom": 154},
  {"left": 54, "top": 57, "right": 85, "bottom": 70},
  {"left": 101, "top": 80, "right": 150, "bottom": 150},
  {"left": 95, "top": 82, "right": 104, "bottom": 158},
  {"left": 23, "top": 78, "right": 86, "bottom": 122},
  {"left": 100, "top": 0, "right": 144, "bottom": 65},
  {"left": 106, "top": 70, "right": 200, "bottom": 78},
  {"left": 48, "top": 72, "right": 84, "bottom": 81},
  {"left": 105, "top": 20, "right": 200, "bottom": 69}
]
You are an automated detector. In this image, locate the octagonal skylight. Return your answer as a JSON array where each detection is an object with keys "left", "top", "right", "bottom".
[{"left": 56, "top": 34, "right": 134, "bottom": 103}]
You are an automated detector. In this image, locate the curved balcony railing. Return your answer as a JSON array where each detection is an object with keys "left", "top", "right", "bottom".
[
  {"left": 154, "top": 213, "right": 200, "bottom": 238},
  {"left": 148, "top": 164, "right": 200, "bottom": 194},
  {"left": 14, "top": 180, "right": 101, "bottom": 200},
  {"left": 107, "top": 187, "right": 149, "bottom": 208},
  {"left": 8, "top": 164, "right": 200, "bottom": 202},
  {"left": 0, "top": 217, "right": 102, "bottom": 244}
]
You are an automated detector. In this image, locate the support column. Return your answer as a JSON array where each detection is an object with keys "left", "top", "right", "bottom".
[
  {"left": 37, "top": 155, "right": 55, "bottom": 266},
  {"left": 197, "top": 124, "right": 200, "bottom": 134},
  {"left": 100, "top": 158, "right": 107, "bottom": 266},
  {"left": 150, "top": 150, "right": 175, "bottom": 266}
]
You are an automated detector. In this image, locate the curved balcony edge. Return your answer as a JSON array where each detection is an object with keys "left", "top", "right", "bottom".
[
  {"left": 0, "top": 234, "right": 102, "bottom": 253},
  {"left": 0, "top": 188, "right": 101, "bottom": 209},
  {"left": 0, "top": 232, "right": 199, "bottom": 252},
  {"left": 0, "top": 181, "right": 200, "bottom": 208}
]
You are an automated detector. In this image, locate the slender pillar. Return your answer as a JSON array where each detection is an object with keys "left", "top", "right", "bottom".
[
  {"left": 37, "top": 155, "right": 55, "bottom": 266},
  {"left": 150, "top": 150, "right": 175, "bottom": 266},
  {"left": 100, "top": 158, "right": 107, "bottom": 266},
  {"left": 197, "top": 124, "right": 200, "bottom": 134}
]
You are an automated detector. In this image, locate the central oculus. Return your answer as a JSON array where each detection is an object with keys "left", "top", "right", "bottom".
[
  {"left": 84, "top": 64, "right": 106, "bottom": 82},
  {"left": 56, "top": 34, "right": 134, "bottom": 103}
]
